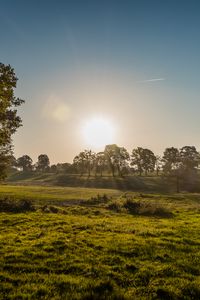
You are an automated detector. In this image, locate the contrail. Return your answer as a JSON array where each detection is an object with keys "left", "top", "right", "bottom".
[{"left": 138, "top": 78, "right": 165, "bottom": 83}]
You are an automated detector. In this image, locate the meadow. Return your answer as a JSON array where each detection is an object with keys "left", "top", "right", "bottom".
[{"left": 0, "top": 184, "right": 200, "bottom": 299}]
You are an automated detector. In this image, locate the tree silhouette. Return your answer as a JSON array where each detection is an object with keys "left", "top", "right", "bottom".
[
  {"left": 17, "top": 155, "right": 33, "bottom": 172},
  {"left": 104, "top": 144, "right": 129, "bottom": 177},
  {"left": 36, "top": 154, "right": 50, "bottom": 172},
  {"left": 162, "top": 147, "right": 182, "bottom": 192},
  {"left": 131, "top": 147, "right": 144, "bottom": 176},
  {"left": 131, "top": 147, "right": 156, "bottom": 176},
  {"left": 179, "top": 146, "right": 200, "bottom": 172},
  {"left": 95, "top": 152, "right": 106, "bottom": 176},
  {"left": 0, "top": 63, "right": 24, "bottom": 179},
  {"left": 162, "top": 147, "right": 180, "bottom": 175},
  {"left": 73, "top": 150, "right": 95, "bottom": 176}
]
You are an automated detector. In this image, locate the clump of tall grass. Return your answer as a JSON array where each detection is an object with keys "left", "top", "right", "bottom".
[
  {"left": 0, "top": 197, "right": 35, "bottom": 213},
  {"left": 107, "top": 198, "right": 173, "bottom": 218},
  {"left": 82, "top": 194, "right": 110, "bottom": 206}
]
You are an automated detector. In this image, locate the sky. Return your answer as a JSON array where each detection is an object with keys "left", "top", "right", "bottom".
[{"left": 1, "top": 0, "right": 200, "bottom": 163}]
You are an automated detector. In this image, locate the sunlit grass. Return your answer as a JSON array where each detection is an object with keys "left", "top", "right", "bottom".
[{"left": 0, "top": 185, "right": 200, "bottom": 299}]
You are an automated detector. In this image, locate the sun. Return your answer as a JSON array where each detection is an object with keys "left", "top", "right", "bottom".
[{"left": 82, "top": 117, "right": 115, "bottom": 149}]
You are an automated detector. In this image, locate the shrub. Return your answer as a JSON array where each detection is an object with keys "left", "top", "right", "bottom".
[
  {"left": 107, "top": 201, "right": 123, "bottom": 212},
  {"left": 123, "top": 199, "right": 141, "bottom": 213},
  {"left": 83, "top": 194, "right": 110, "bottom": 206},
  {"left": 138, "top": 202, "right": 173, "bottom": 218},
  {"left": 107, "top": 198, "right": 173, "bottom": 218},
  {"left": 0, "top": 197, "right": 35, "bottom": 213}
]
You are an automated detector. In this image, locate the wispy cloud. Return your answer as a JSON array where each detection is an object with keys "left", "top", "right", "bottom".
[{"left": 138, "top": 78, "right": 166, "bottom": 83}]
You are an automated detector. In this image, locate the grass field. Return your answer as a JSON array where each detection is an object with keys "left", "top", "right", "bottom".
[
  {"left": 0, "top": 185, "right": 200, "bottom": 299},
  {"left": 7, "top": 171, "right": 172, "bottom": 193}
]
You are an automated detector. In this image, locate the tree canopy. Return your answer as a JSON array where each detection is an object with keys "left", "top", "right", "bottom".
[{"left": 0, "top": 63, "right": 24, "bottom": 179}]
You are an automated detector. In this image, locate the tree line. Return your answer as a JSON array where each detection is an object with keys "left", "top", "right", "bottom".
[{"left": 12, "top": 144, "right": 200, "bottom": 180}]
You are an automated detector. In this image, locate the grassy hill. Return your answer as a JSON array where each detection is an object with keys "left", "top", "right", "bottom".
[
  {"left": 7, "top": 171, "right": 177, "bottom": 193},
  {"left": 0, "top": 185, "right": 200, "bottom": 299}
]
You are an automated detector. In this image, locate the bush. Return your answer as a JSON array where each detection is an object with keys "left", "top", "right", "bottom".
[
  {"left": 82, "top": 194, "right": 110, "bottom": 206},
  {"left": 138, "top": 202, "right": 173, "bottom": 218},
  {"left": 123, "top": 199, "right": 141, "bottom": 213},
  {"left": 107, "top": 198, "right": 173, "bottom": 218},
  {"left": 107, "top": 201, "right": 123, "bottom": 212},
  {"left": 0, "top": 197, "right": 35, "bottom": 213}
]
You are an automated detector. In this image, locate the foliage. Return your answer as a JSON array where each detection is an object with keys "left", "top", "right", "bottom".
[
  {"left": 104, "top": 144, "right": 130, "bottom": 176},
  {"left": 0, "top": 63, "right": 24, "bottom": 179},
  {"left": 0, "top": 197, "right": 35, "bottom": 212},
  {"left": 36, "top": 154, "right": 50, "bottom": 172},
  {"left": 16, "top": 155, "right": 33, "bottom": 171},
  {"left": 73, "top": 150, "right": 96, "bottom": 176},
  {"left": 131, "top": 147, "right": 156, "bottom": 175}
]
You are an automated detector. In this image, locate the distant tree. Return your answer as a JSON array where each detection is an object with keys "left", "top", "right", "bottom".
[
  {"left": 142, "top": 149, "right": 156, "bottom": 175},
  {"left": 0, "top": 63, "right": 25, "bottom": 179},
  {"left": 17, "top": 155, "right": 33, "bottom": 172},
  {"left": 131, "top": 147, "right": 156, "bottom": 176},
  {"left": 50, "top": 164, "right": 57, "bottom": 173},
  {"left": 162, "top": 147, "right": 180, "bottom": 175},
  {"left": 162, "top": 147, "right": 182, "bottom": 192},
  {"left": 131, "top": 147, "right": 144, "bottom": 176},
  {"left": 73, "top": 150, "right": 95, "bottom": 176},
  {"left": 104, "top": 144, "right": 116, "bottom": 176},
  {"left": 83, "top": 150, "right": 96, "bottom": 176},
  {"left": 73, "top": 153, "right": 85, "bottom": 175},
  {"left": 115, "top": 147, "right": 130, "bottom": 176},
  {"left": 104, "top": 144, "right": 129, "bottom": 176},
  {"left": 95, "top": 152, "right": 106, "bottom": 176},
  {"left": 56, "top": 163, "right": 72, "bottom": 173},
  {"left": 179, "top": 146, "right": 200, "bottom": 172},
  {"left": 36, "top": 154, "right": 50, "bottom": 172},
  {"left": 179, "top": 146, "right": 200, "bottom": 191},
  {"left": 155, "top": 155, "right": 162, "bottom": 176}
]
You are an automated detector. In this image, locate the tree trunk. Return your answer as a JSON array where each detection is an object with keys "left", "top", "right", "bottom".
[
  {"left": 176, "top": 175, "right": 180, "bottom": 193},
  {"left": 100, "top": 167, "right": 103, "bottom": 177}
]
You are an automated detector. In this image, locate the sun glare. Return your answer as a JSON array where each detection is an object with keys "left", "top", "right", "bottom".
[{"left": 82, "top": 117, "right": 115, "bottom": 149}]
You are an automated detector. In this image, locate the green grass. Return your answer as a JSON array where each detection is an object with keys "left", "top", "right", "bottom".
[
  {"left": 0, "top": 185, "right": 200, "bottom": 299},
  {"left": 7, "top": 171, "right": 171, "bottom": 192}
]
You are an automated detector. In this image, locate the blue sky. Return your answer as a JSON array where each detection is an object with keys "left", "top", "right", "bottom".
[{"left": 1, "top": 0, "right": 200, "bottom": 163}]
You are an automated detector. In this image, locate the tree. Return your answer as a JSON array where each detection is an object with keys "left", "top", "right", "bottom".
[
  {"left": 179, "top": 146, "right": 200, "bottom": 191},
  {"left": 104, "top": 144, "right": 129, "bottom": 177},
  {"left": 17, "top": 155, "right": 33, "bottom": 172},
  {"left": 50, "top": 164, "right": 57, "bottom": 173},
  {"left": 115, "top": 147, "right": 130, "bottom": 176},
  {"left": 179, "top": 146, "right": 200, "bottom": 172},
  {"left": 73, "top": 153, "right": 85, "bottom": 175},
  {"left": 0, "top": 63, "right": 25, "bottom": 179},
  {"left": 162, "top": 147, "right": 181, "bottom": 193},
  {"left": 73, "top": 150, "right": 95, "bottom": 176},
  {"left": 142, "top": 148, "right": 156, "bottom": 175},
  {"left": 104, "top": 144, "right": 116, "bottom": 176},
  {"left": 162, "top": 147, "right": 180, "bottom": 175},
  {"left": 95, "top": 152, "right": 106, "bottom": 176},
  {"left": 84, "top": 150, "right": 96, "bottom": 176},
  {"left": 131, "top": 147, "right": 156, "bottom": 176},
  {"left": 36, "top": 154, "right": 50, "bottom": 172},
  {"left": 56, "top": 163, "right": 72, "bottom": 173},
  {"left": 131, "top": 147, "right": 144, "bottom": 176},
  {"left": 155, "top": 155, "right": 162, "bottom": 176}
]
